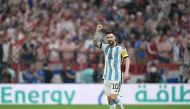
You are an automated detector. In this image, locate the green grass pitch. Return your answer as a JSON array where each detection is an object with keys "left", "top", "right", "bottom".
[{"left": 0, "top": 105, "right": 189, "bottom": 109}]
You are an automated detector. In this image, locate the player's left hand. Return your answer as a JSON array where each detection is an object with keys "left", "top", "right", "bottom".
[{"left": 124, "top": 71, "right": 129, "bottom": 81}]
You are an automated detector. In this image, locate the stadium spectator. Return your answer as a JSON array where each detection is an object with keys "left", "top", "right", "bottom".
[
  {"left": 178, "top": 65, "right": 188, "bottom": 83},
  {"left": 48, "top": 34, "right": 61, "bottom": 62},
  {"left": 35, "top": 62, "right": 45, "bottom": 83},
  {"left": 145, "top": 61, "right": 161, "bottom": 83},
  {"left": 82, "top": 64, "right": 94, "bottom": 83},
  {"left": 76, "top": 41, "right": 88, "bottom": 64},
  {"left": 51, "top": 67, "right": 62, "bottom": 83},
  {"left": 3, "top": 63, "right": 16, "bottom": 83},
  {"left": 160, "top": 68, "right": 169, "bottom": 83},
  {"left": 134, "top": 35, "right": 148, "bottom": 64},
  {"left": 93, "top": 62, "right": 104, "bottom": 83},
  {"left": 0, "top": 63, "right": 15, "bottom": 83},
  {"left": 1, "top": 36, "right": 11, "bottom": 63},
  {"left": 63, "top": 64, "right": 76, "bottom": 83},
  {"left": 147, "top": 36, "right": 158, "bottom": 61},
  {"left": 42, "top": 63, "right": 53, "bottom": 83},
  {"left": 23, "top": 64, "right": 38, "bottom": 83},
  {"left": 1, "top": 70, "right": 11, "bottom": 83},
  {"left": 172, "top": 36, "right": 184, "bottom": 64},
  {"left": 182, "top": 65, "right": 190, "bottom": 83},
  {"left": 136, "top": 78, "right": 144, "bottom": 83},
  {"left": 20, "top": 37, "right": 37, "bottom": 64},
  {"left": 157, "top": 34, "right": 172, "bottom": 63}
]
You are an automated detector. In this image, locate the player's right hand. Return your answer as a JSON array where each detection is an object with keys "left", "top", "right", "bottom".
[{"left": 96, "top": 24, "right": 103, "bottom": 32}]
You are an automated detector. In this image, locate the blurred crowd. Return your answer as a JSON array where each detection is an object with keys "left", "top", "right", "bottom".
[{"left": 0, "top": 0, "right": 190, "bottom": 83}]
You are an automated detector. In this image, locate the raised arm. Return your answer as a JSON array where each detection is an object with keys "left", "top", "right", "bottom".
[{"left": 93, "top": 25, "right": 103, "bottom": 48}]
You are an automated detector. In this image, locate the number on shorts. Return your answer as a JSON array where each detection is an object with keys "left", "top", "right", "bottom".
[{"left": 112, "top": 83, "right": 119, "bottom": 89}]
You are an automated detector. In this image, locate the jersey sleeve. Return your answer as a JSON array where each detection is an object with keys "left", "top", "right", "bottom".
[
  {"left": 100, "top": 43, "right": 109, "bottom": 51},
  {"left": 121, "top": 47, "right": 129, "bottom": 59}
]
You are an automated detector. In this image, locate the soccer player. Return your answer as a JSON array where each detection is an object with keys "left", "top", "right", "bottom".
[{"left": 93, "top": 24, "right": 130, "bottom": 109}]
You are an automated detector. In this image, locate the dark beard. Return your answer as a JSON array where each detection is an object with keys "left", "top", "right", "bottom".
[{"left": 108, "top": 41, "right": 114, "bottom": 45}]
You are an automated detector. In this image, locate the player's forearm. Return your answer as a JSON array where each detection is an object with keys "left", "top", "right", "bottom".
[
  {"left": 125, "top": 58, "right": 130, "bottom": 73},
  {"left": 93, "top": 24, "right": 103, "bottom": 48},
  {"left": 93, "top": 31, "right": 100, "bottom": 47}
]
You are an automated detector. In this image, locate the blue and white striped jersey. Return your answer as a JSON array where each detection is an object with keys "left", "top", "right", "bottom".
[{"left": 100, "top": 43, "right": 129, "bottom": 82}]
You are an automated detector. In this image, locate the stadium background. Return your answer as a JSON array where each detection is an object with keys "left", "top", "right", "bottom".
[{"left": 0, "top": 0, "right": 190, "bottom": 109}]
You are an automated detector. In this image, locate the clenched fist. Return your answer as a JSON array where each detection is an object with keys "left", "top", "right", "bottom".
[{"left": 96, "top": 24, "right": 103, "bottom": 32}]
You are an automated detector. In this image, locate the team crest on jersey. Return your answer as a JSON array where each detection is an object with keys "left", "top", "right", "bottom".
[{"left": 108, "top": 54, "right": 113, "bottom": 59}]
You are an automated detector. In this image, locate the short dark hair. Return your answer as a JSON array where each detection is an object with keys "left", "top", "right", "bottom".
[
  {"left": 101, "top": 28, "right": 124, "bottom": 44},
  {"left": 101, "top": 28, "right": 113, "bottom": 35}
]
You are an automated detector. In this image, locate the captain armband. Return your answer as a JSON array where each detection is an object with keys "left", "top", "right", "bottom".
[{"left": 121, "top": 50, "right": 129, "bottom": 59}]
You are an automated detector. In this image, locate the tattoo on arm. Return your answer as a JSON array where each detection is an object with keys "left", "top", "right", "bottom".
[{"left": 93, "top": 32, "right": 101, "bottom": 48}]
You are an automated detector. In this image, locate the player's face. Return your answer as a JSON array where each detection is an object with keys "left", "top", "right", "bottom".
[{"left": 106, "top": 33, "right": 116, "bottom": 46}]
